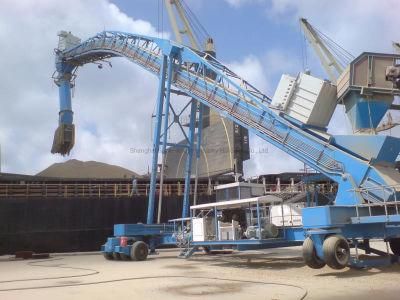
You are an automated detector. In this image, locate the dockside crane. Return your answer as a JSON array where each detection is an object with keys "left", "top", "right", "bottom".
[
  {"left": 299, "top": 18, "right": 354, "bottom": 84},
  {"left": 165, "top": 0, "right": 215, "bottom": 54},
  {"left": 300, "top": 18, "right": 400, "bottom": 135}
]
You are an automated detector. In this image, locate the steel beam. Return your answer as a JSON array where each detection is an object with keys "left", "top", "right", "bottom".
[
  {"left": 157, "top": 56, "right": 174, "bottom": 224},
  {"left": 147, "top": 55, "right": 167, "bottom": 224},
  {"left": 182, "top": 99, "right": 197, "bottom": 218},
  {"left": 193, "top": 103, "right": 204, "bottom": 207}
]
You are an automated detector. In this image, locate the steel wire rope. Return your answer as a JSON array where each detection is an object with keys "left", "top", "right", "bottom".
[
  {"left": 0, "top": 257, "right": 308, "bottom": 300},
  {"left": 0, "top": 258, "right": 99, "bottom": 283}
]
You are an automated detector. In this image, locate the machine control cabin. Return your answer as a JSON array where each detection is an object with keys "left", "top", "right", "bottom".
[
  {"left": 214, "top": 182, "right": 265, "bottom": 202},
  {"left": 190, "top": 184, "right": 305, "bottom": 250}
]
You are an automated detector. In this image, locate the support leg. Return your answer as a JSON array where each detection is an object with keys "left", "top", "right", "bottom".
[
  {"left": 157, "top": 57, "right": 174, "bottom": 224},
  {"left": 182, "top": 100, "right": 197, "bottom": 218},
  {"left": 147, "top": 55, "right": 167, "bottom": 224},
  {"left": 193, "top": 103, "right": 204, "bottom": 209}
]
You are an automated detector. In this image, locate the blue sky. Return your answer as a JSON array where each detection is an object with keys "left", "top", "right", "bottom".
[
  {"left": 111, "top": 0, "right": 312, "bottom": 90},
  {"left": 109, "top": 0, "right": 400, "bottom": 94},
  {"left": 111, "top": 0, "right": 300, "bottom": 59},
  {"left": 105, "top": 0, "right": 400, "bottom": 175},
  {"left": 0, "top": 0, "right": 399, "bottom": 176}
]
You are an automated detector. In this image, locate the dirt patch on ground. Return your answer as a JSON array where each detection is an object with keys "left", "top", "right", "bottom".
[{"left": 163, "top": 281, "right": 243, "bottom": 296}]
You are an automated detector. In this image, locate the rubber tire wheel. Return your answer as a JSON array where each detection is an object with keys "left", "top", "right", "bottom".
[
  {"left": 130, "top": 241, "right": 149, "bottom": 261},
  {"left": 389, "top": 238, "right": 400, "bottom": 256},
  {"left": 323, "top": 235, "right": 350, "bottom": 270},
  {"left": 103, "top": 252, "right": 114, "bottom": 260},
  {"left": 112, "top": 252, "right": 121, "bottom": 260},
  {"left": 120, "top": 254, "right": 131, "bottom": 261},
  {"left": 302, "top": 237, "right": 326, "bottom": 269}
]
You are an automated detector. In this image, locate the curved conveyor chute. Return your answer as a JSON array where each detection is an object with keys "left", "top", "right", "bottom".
[{"left": 52, "top": 31, "right": 400, "bottom": 205}]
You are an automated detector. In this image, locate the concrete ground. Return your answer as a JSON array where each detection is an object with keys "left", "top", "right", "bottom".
[{"left": 0, "top": 245, "right": 399, "bottom": 300}]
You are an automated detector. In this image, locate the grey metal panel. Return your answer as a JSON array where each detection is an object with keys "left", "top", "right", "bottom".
[{"left": 165, "top": 115, "right": 248, "bottom": 179}]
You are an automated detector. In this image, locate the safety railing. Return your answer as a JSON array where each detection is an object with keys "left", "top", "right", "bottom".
[
  {"left": 173, "top": 65, "right": 344, "bottom": 175},
  {"left": 264, "top": 183, "right": 335, "bottom": 193},
  {"left": 0, "top": 182, "right": 214, "bottom": 199},
  {"left": 350, "top": 184, "right": 400, "bottom": 220},
  {"left": 63, "top": 32, "right": 162, "bottom": 76},
  {"left": 265, "top": 182, "right": 305, "bottom": 193},
  {"left": 265, "top": 182, "right": 336, "bottom": 204},
  {"left": 0, "top": 181, "right": 334, "bottom": 200}
]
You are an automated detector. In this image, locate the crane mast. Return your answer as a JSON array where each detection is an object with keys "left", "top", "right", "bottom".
[
  {"left": 300, "top": 18, "right": 400, "bottom": 135},
  {"left": 165, "top": 0, "right": 199, "bottom": 48},
  {"left": 300, "top": 18, "right": 349, "bottom": 83},
  {"left": 164, "top": 0, "right": 215, "bottom": 54}
]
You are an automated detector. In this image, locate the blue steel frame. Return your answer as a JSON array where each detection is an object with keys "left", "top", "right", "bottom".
[
  {"left": 193, "top": 103, "right": 204, "bottom": 207},
  {"left": 53, "top": 31, "right": 400, "bottom": 207},
  {"left": 147, "top": 54, "right": 167, "bottom": 224},
  {"left": 182, "top": 100, "right": 197, "bottom": 218},
  {"left": 147, "top": 52, "right": 200, "bottom": 224},
  {"left": 53, "top": 31, "right": 400, "bottom": 267}
]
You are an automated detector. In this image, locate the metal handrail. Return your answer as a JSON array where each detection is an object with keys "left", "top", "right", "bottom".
[
  {"left": 0, "top": 182, "right": 214, "bottom": 198},
  {"left": 348, "top": 184, "right": 400, "bottom": 192},
  {"left": 350, "top": 183, "right": 400, "bottom": 219}
]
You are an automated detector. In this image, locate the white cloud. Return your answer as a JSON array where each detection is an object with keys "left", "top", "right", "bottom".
[
  {"left": 224, "top": 0, "right": 266, "bottom": 8},
  {"left": 228, "top": 55, "right": 271, "bottom": 94},
  {"left": 227, "top": 49, "right": 301, "bottom": 97},
  {"left": 0, "top": 0, "right": 165, "bottom": 175},
  {"left": 244, "top": 134, "right": 304, "bottom": 177},
  {"left": 270, "top": 0, "right": 399, "bottom": 54},
  {"left": 226, "top": 52, "right": 304, "bottom": 176}
]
